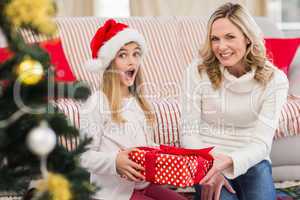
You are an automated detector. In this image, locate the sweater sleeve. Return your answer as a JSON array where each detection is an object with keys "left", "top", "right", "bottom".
[
  {"left": 223, "top": 70, "right": 289, "bottom": 179},
  {"left": 180, "top": 59, "right": 210, "bottom": 149},
  {"left": 79, "top": 91, "right": 118, "bottom": 176}
]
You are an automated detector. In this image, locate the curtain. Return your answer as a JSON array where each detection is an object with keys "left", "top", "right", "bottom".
[
  {"left": 130, "top": 0, "right": 267, "bottom": 16},
  {"left": 55, "top": 0, "right": 94, "bottom": 16}
]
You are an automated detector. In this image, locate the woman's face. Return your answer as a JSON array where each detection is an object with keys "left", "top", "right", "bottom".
[
  {"left": 210, "top": 18, "right": 248, "bottom": 70},
  {"left": 113, "top": 42, "right": 142, "bottom": 88}
]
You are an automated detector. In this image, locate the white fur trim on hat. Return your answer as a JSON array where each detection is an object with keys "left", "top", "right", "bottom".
[
  {"left": 85, "top": 58, "right": 103, "bottom": 72},
  {"left": 87, "top": 28, "right": 146, "bottom": 73}
]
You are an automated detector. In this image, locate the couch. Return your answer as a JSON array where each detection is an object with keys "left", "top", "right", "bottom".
[
  {"left": 254, "top": 17, "right": 300, "bottom": 182},
  {"left": 1, "top": 16, "right": 299, "bottom": 199}
]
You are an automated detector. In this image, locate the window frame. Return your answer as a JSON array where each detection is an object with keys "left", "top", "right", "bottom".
[{"left": 268, "top": 0, "right": 300, "bottom": 31}]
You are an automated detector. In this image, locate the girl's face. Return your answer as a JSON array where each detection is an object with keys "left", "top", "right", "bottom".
[
  {"left": 113, "top": 42, "right": 142, "bottom": 88},
  {"left": 210, "top": 18, "right": 248, "bottom": 70}
]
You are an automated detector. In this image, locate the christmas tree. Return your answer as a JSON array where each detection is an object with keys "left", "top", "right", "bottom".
[{"left": 0, "top": 0, "right": 93, "bottom": 199}]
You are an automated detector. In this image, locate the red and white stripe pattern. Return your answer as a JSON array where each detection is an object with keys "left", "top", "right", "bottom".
[
  {"left": 175, "top": 16, "right": 208, "bottom": 69},
  {"left": 123, "top": 17, "right": 183, "bottom": 98},
  {"left": 52, "top": 98, "right": 82, "bottom": 128},
  {"left": 151, "top": 98, "right": 181, "bottom": 146},
  {"left": 275, "top": 95, "right": 300, "bottom": 139},
  {"left": 54, "top": 17, "right": 102, "bottom": 92},
  {"left": 18, "top": 17, "right": 300, "bottom": 147},
  {"left": 51, "top": 99, "right": 82, "bottom": 151}
]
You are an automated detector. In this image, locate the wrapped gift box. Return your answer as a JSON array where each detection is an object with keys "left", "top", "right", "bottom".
[{"left": 129, "top": 145, "right": 213, "bottom": 187}]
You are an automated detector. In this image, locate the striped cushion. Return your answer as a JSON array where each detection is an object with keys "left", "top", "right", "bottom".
[
  {"left": 51, "top": 99, "right": 82, "bottom": 151},
  {"left": 52, "top": 98, "right": 82, "bottom": 128},
  {"left": 151, "top": 99, "right": 181, "bottom": 146},
  {"left": 275, "top": 95, "right": 300, "bottom": 139},
  {"left": 175, "top": 16, "right": 208, "bottom": 68}
]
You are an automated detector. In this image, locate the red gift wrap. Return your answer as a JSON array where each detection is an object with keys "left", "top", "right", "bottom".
[{"left": 129, "top": 145, "right": 214, "bottom": 187}]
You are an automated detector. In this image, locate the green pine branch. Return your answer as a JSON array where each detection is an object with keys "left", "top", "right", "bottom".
[{"left": 0, "top": 0, "right": 94, "bottom": 198}]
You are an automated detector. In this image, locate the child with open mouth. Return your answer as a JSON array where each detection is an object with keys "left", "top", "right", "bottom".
[{"left": 80, "top": 19, "right": 187, "bottom": 200}]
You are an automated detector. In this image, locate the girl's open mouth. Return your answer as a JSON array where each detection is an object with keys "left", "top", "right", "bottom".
[{"left": 125, "top": 69, "right": 136, "bottom": 78}]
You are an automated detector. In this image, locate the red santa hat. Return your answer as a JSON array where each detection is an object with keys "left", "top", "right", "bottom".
[{"left": 85, "top": 19, "right": 147, "bottom": 72}]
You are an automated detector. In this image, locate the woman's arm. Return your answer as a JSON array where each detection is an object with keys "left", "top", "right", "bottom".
[{"left": 224, "top": 70, "right": 289, "bottom": 179}]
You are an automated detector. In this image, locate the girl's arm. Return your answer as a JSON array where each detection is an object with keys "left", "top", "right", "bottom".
[{"left": 79, "top": 91, "right": 119, "bottom": 176}]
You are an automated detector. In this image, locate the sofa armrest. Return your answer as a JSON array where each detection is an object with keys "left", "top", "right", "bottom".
[
  {"left": 150, "top": 99, "right": 181, "bottom": 146},
  {"left": 275, "top": 95, "right": 300, "bottom": 139},
  {"left": 52, "top": 98, "right": 83, "bottom": 128},
  {"left": 0, "top": 191, "right": 22, "bottom": 199},
  {"left": 51, "top": 99, "right": 83, "bottom": 151}
]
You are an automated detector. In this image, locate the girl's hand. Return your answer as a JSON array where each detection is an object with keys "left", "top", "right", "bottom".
[{"left": 116, "top": 148, "right": 145, "bottom": 182}]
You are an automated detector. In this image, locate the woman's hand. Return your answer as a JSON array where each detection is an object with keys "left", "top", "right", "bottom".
[
  {"left": 199, "top": 154, "right": 235, "bottom": 200},
  {"left": 200, "top": 154, "right": 233, "bottom": 184},
  {"left": 200, "top": 173, "right": 235, "bottom": 200},
  {"left": 116, "top": 148, "right": 145, "bottom": 182}
]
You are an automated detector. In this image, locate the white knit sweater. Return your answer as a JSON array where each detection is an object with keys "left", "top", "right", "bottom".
[
  {"left": 79, "top": 91, "right": 152, "bottom": 200},
  {"left": 180, "top": 58, "right": 289, "bottom": 179}
]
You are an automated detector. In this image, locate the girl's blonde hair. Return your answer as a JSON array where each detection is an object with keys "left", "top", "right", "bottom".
[
  {"left": 101, "top": 44, "right": 155, "bottom": 126},
  {"left": 199, "top": 2, "right": 274, "bottom": 89}
]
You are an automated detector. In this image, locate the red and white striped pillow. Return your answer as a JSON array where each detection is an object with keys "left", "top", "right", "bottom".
[{"left": 275, "top": 95, "right": 300, "bottom": 139}]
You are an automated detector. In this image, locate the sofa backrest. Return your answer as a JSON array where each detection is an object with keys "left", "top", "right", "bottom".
[
  {"left": 18, "top": 16, "right": 290, "bottom": 97},
  {"left": 14, "top": 16, "right": 290, "bottom": 145},
  {"left": 3, "top": 16, "right": 290, "bottom": 98},
  {"left": 3, "top": 16, "right": 297, "bottom": 146}
]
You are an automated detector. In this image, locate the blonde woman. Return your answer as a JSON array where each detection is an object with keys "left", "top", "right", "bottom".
[
  {"left": 180, "top": 3, "right": 288, "bottom": 200},
  {"left": 80, "top": 19, "right": 187, "bottom": 200}
]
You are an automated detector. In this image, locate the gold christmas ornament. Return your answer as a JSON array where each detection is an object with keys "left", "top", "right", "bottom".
[
  {"left": 4, "top": 0, "right": 57, "bottom": 35},
  {"left": 17, "top": 58, "right": 44, "bottom": 85},
  {"left": 37, "top": 172, "right": 73, "bottom": 200}
]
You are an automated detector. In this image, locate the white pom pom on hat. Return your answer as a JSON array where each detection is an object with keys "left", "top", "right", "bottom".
[
  {"left": 85, "top": 58, "right": 103, "bottom": 72},
  {"left": 84, "top": 19, "right": 147, "bottom": 73}
]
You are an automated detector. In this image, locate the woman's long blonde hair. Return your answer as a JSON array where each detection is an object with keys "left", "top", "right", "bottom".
[
  {"left": 199, "top": 2, "right": 274, "bottom": 89},
  {"left": 101, "top": 46, "right": 155, "bottom": 126}
]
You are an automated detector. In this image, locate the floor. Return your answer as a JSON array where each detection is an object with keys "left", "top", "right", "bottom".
[
  {"left": 179, "top": 183, "right": 300, "bottom": 200},
  {"left": 277, "top": 185, "right": 300, "bottom": 200},
  {"left": 1, "top": 184, "right": 300, "bottom": 200}
]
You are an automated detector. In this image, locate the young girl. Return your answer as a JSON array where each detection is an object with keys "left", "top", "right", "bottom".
[{"left": 80, "top": 19, "right": 187, "bottom": 200}]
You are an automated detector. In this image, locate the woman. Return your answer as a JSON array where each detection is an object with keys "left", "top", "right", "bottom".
[
  {"left": 180, "top": 3, "right": 288, "bottom": 200},
  {"left": 80, "top": 19, "right": 187, "bottom": 200}
]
